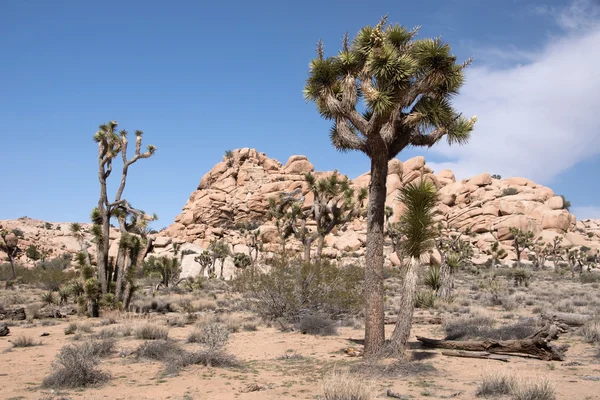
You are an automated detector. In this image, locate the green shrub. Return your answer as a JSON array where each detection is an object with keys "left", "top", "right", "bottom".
[
  {"left": 501, "top": 188, "right": 518, "bottom": 197},
  {"left": 423, "top": 265, "right": 441, "bottom": 291},
  {"left": 233, "top": 259, "right": 363, "bottom": 321},
  {"left": 476, "top": 372, "right": 515, "bottom": 397},
  {"left": 296, "top": 314, "right": 338, "bottom": 336},
  {"left": 26, "top": 245, "right": 42, "bottom": 261},
  {"left": 415, "top": 290, "right": 436, "bottom": 309}
]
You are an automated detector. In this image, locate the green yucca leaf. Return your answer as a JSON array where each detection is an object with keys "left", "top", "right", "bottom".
[{"left": 397, "top": 179, "right": 438, "bottom": 258}]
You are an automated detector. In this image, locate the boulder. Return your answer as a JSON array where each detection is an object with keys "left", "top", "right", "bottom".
[
  {"left": 388, "top": 159, "right": 403, "bottom": 176},
  {"left": 545, "top": 196, "right": 564, "bottom": 210},
  {"left": 469, "top": 173, "right": 492, "bottom": 187},
  {"left": 541, "top": 210, "right": 571, "bottom": 232},
  {"left": 403, "top": 156, "right": 426, "bottom": 171},
  {"left": 284, "top": 155, "right": 314, "bottom": 174}
]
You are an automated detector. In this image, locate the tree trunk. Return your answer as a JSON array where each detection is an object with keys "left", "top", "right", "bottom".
[
  {"left": 7, "top": 255, "right": 16, "bottom": 280},
  {"left": 122, "top": 237, "right": 152, "bottom": 309},
  {"left": 416, "top": 323, "right": 566, "bottom": 361},
  {"left": 388, "top": 257, "right": 419, "bottom": 354},
  {"left": 437, "top": 254, "right": 452, "bottom": 299},
  {"left": 363, "top": 153, "right": 388, "bottom": 357},
  {"left": 303, "top": 237, "right": 312, "bottom": 262},
  {"left": 316, "top": 235, "right": 325, "bottom": 260}
]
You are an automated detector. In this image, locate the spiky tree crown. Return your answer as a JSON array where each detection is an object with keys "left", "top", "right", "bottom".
[{"left": 304, "top": 16, "right": 476, "bottom": 159}]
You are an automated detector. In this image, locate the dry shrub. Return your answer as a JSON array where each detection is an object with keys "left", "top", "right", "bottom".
[
  {"left": 296, "top": 314, "right": 338, "bottom": 336},
  {"left": 581, "top": 320, "right": 600, "bottom": 344},
  {"left": 136, "top": 340, "right": 184, "bottom": 361},
  {"left": 135, "top": 323, "right": 169, "bottom": 340},
  {"left": 321, "top": 369, "right": 373, "bottom": 400},
  {"left": 42, "top": 340, "right": 114, "bottom": 388},
  {"left": 12, "top": 336, "right": 41, "bottom": 347},
  {"left": 476, "top": 371, "right": 515, "bottom": 397},
  {"left": 512, "top": 377, "right": 556, "bottom": 400},
  {"left": 187, "top": 322, "right": 229, "bottom": 349},
  {"left": 444, "top": 313, "right": 495, "bottom": 340}
]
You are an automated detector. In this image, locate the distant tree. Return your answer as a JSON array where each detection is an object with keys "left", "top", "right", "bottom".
[
  {"left": 209, "top": 239, "right": 230, "bottom": 279},
  {"left": 486, "top": 241, "right": 507, "bottom": 267},
  {"left": 233, "top": 253, "right": 252, "bottom": 269},
  {"left": 435, "top": 222, "right": 473, "bottom": 298},
  {"left": 304, "top": 17, "right": 476, "bottom": 355},
  {"left": 491, "top": 174, "right": 501, "bottom": 180},
  {"left": 388, "top": 179, "right": 438, "bottom": 354},
  {"left": 509, "top": 228, "right": 534, "bottom": 268},
  {"left": 194, "top": 250, "right": 213, "bottom": 277},
  {"left": 528, "top": 238, "right": 551, "bottom": 269},
  {"left": 266, "top": 191, "right": 303, "bottom": 258},
  {"left": 143, "top": 255, "right": 180, "bottom": 288},
  {"left": 26, "top": 245, "right": 42, "bottom": 261},
  {"left": 559, "top": 194, "right": 571, "bottom": 211},
  {"left": 92, "top": 121, "right": 156, "bottom": 303},
  {"left": 548, "top": 236, "right": 564, "bottom": 273},
  {"left": 0, "top": 227, "right": 20, "bottom": 279}
]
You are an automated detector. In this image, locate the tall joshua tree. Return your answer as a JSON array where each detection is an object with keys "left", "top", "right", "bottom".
[
  {"left": 387, "top": 179, "right": 438, "bottom": 354},
  {"left": 0, "top": 228, "right": 20, "bottom": 279},
  {"left": 304, "top": 17, "right": 476, "bottom": 355},
  {"left": 94, "top": 121, "right": 156, "bottom": 295}
]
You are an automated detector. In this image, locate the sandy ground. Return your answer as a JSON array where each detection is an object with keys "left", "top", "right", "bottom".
[{"left": 1, "top": 312, "right": 599, "bottom": 400}]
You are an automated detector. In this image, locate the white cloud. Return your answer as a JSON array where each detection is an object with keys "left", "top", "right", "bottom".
[
  {"left": 428, "top": 1, "right": 600, "bottom": 183},
  {"left": 571, "top": 205, "right": 600, "bottom": 220}
]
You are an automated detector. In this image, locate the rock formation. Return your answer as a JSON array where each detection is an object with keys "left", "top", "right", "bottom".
[{"left": 2, "top": 148, "right": 599, "bottom": 279}]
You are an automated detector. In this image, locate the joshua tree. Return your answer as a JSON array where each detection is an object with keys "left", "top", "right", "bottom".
[
  {"left": 388, "top": 179, "right": 438, "bottom": 354},
  {"left": 93, "top": 121, "right": 156, "bottom": 295},
  {"left": 528, "top": 238, "right": 551, "bottom": 269},
  {"left": 0, "top": 227, "right": 20, "bottom": 279},
  {"left": 233, "top": 252, "right": 252, "bottom": 269},
  {"left": 304, "top": 171, "right": 367, "bottom": 260},
  {"left": 194, "top": 250, "right": 213, "bottom": 277},
  {"left": 548, "top": 236, "right": 564, "bottom": 273},
  {"left": 209, "top": 239, "right": 230, "bottom": 279},
  {"left": 559, "top": 194, "right": 571, "bottom": 211},
  {"left": 435, "top": 221, "right": 473, "bottom": 299},
  {"left": 509, "top": 228, "right": 533, "bottom": 268},
  {"left": 143, "top": 255, "right": 180, "bottom": 288},
  {"left": 486, "top": 241, "right": 507, "bottom": 267},
  {"left": 266, "top": 190, "right": 304, "bottom": 258},
  {"left": 304, "top": 18, "right": 476, "bottom": 355}
]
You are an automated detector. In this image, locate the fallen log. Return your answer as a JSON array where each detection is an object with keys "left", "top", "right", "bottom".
[
  {"left": 441, "top": 350, "right": 509, "bottom": 362},
  {"left": 385, "top": 315, "right": 442, "bottom": 325},
  {"left": 540, "top": 312, "right": 592, "bottom": 327},
  {"left": 417, "top": 323, "right": 566, "bottom": 361}
]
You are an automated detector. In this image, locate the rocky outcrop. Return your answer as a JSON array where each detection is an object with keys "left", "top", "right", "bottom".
[{"left": 2, "top": 149, "right": 599, "bottom": 279}]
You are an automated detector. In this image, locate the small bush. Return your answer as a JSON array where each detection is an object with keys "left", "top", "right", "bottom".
[
  {"left": 64, "top": 322, "right": 78, "bottom": 335},
  {"left": 135, "top": 324, "right": 169, "bottom": 340},
  {"left": 296, "top": 314, "right": 338, "bottom": 336},
  {"left": 423, "top": 266, "right": 441, "bottom": 291},
  {"left": 42, "top": 342, "right": 111, "bottom": 388},
  {"left": 415, "top": 290, "right": 437, "bottom": 309},
  {"left": 581, "top": 272, "right": 600, "bottom": 284},
  {"left": 187, "top": 323, "right": 229, "bottom": 349},
  {"left": 444, "top": 314, "right": 495, "bottom": 340},
  {"left": 581, "top": 321, "right": 600, "bottom": 344},
  {"left": 243, "top": 321, "right": 259, "bottom": 331},
  {"left": 512, "top": 377, "right": 556, "bottom": 400},
  {"left": 136, "top": 340, "right": 184, "bottom": 361},
  {"left": 501, "top": 188, "right": 518, "bottom": 197},
  {"left": 321, "top": 369, "right": 372, "bottom": 400},
  {"left": 12, "top": 336, "right": 41, "bottom": 347},
  {"left": 476, "top": 372, "right": 515, "bottom": 397}
]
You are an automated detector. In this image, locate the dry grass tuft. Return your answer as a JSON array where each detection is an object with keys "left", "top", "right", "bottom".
[{"left": 321, "top": 369, "right": 373, "bottom": 400}]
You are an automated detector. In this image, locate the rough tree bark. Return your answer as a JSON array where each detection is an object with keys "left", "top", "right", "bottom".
[
  {"left": 387, "top": 257, "right": 419, "bottom": 354},
  {"left": 364, "top": 152, "right": 388, "bottom": 356}
]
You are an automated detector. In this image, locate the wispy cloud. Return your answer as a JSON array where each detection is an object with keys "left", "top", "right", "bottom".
[
  {"left": 428, "top": 0, "right": 600, "bottom": 183},
  {"left": 571, "top": 205, "right": 600, "bottom": 220}
]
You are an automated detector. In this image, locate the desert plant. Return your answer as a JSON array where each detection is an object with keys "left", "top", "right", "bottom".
[
  {"left": 476, "top": 371, "right": 515, "bottom": 397},
  {"left": 486, "top": 241, "right": 507, "bottom": 268},
  {"left": 501, "top": 187, "right": 518, "bottom": 196},
  {"left": 12, "top": 336, "right": 41, "bottom": 347},
  {"left": 423, "top": 265, "right": 441, "bottom": 291},
  {"left": 194, "top": 250, "right": 213, "bottom": 277},
  {"left": 491, "top": 174, "right": 502, "bottom": 180},
  {"left": 296, "top": 314, "right": 338, "bottom": 336},
  {"left": 321, "top": 369, "right": 373, "bottom": 400},
  {"left": 92, "top": 121, "right": 157, "bottom": 306},
  {"left": 41, "top": 291, "right": 56, "bottom": 305},
  {"left": 233, "top": 252, "right": 251, "bottom": 269},
  {"left": 388, "top": 179, "right": 438, "bottom": 354},
  {"left": 559, "top": 194, "right": 571, "bottom": 211},
  {"left": 143, "top": 256, "right": 180, "bottom": 288},
  {"left": 26, "top": 244, "right": 43, "bottom": 261},
  {"left": 42, "top": 341, "right": 113, "bottom": 388},
  {"left": 208, "top": 239, "right": 230, "bottom": 279},
  {"left": 509, "top": 228, "right": 533, "bottom": 268},
  {"left": 512, "top": 377, "right": 556, "bottom": 400},
  {"left": 304, "top": 17, "right": 475, "bottom": 355},
  {"left": 0, "top": 228, "right": 20, "bottom": 279},
  {"left": 581, "top": 320, "right": 600, "bottom": 344},
  {"left": 135, "top": 324, "right": 169, "bottom": 340},
  {"left": 414, "top": 290, "right": 437, "bottom": 309}
]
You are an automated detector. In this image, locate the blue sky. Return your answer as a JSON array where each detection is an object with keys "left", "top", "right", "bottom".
[{"left": 1, "top": 0, "right": 599, "bottom": 228}]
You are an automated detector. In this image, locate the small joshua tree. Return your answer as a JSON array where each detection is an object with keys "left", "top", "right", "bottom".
[
  {"left": 509, "top": 228, "right": 533, "bottom": 268},
  {"left": 486, "top": 241, "right": 507, "bottom": 268},
  {"left": 435, "top": 221, "right": 473, "bottom": 299},
  {"left": 0, "top": 227, "right": 20, "bottom": 279},
  {"left": 233, "top": 253, "right": 251, "bottom": 269},
  {"left": 266, "top": 191, "right": 303, "bottom": 258},
  {"left": 549, "top": 236, "right": 564, "bottom": 273},
  {"left": 208, "top": 239, "right": 230, "bottom": 279},
  {"left": 528, "top": 238, "right": 551, "bottom": 269},
  {"left": 194, "top": 251, "right": 213, "bottom": 277},
  {"left": 143, "top": 256, "right": 180, "bottom": 288}
]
